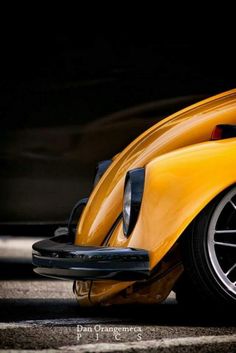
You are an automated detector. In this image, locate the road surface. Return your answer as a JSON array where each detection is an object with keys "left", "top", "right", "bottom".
[{"left": 0, "top": 236, "right": 235, "bottom": 352}]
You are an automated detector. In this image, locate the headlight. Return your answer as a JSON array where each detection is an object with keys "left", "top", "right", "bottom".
[
  {"left": 93, "top": 160, "right": 112, "bottom": 187},
  {"left": 123, "top": 179, "right": 132, "bottom": 231},
  {"left": 123, "top": 168, "right": 145, "bottom": 237}
]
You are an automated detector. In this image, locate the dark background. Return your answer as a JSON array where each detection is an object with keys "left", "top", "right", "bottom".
[{"left": 0, "top": 29, "right": 235, "bottom": 231}]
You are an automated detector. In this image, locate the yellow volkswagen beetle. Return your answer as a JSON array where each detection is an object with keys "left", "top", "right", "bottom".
[{"left": 33, "top": 89, "right": 236, "bottom": 305}]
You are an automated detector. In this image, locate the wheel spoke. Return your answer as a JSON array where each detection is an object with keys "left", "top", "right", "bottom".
[
  {"left": 225, "top": 263, "right": 236, "bottom": 276},
  {"left": 214, "top": 241, "right": 236, "bottom": 248},
  {"left": 207, "top": 187, "right": 236, "bottom": 296},
  {"left": 215, "top": 230, "right": 236, "bottom": 234}
]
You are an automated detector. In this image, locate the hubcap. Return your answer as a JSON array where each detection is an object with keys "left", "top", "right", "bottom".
[{"left": 207, "top": 187, "right": 236, "bottom": 296}]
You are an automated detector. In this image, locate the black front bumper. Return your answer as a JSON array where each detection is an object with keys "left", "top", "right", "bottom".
[{"left": 32, "top": 234, "right": 150, "bottom": 281}]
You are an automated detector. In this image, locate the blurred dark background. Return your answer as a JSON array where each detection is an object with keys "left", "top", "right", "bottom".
[{"left": 0, "top": 29, "right": 235, "bottom": 233}]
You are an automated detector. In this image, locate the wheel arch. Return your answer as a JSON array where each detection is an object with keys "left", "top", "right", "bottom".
[
  {"left": 179, "top": 182, "right": 236, "bottom": 240},
  {"left": 127, "top": 139, "right": 236, "bottom": 270},
  {"left": 175, "top": 182, "right": 236, "bottom": 303}
]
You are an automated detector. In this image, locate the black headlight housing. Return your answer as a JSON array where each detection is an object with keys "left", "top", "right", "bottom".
[
  {"left": 123, "top": 168, "right": 145, "bottom": 237},
  {"left": 93, "top": 160, "right": 112, "bottom": 187}
]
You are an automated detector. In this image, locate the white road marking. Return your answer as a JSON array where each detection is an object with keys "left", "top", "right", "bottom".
[
  {"left": 62, "top": 335, "right": 236, "bottom": 352},
  {"left": 0, "top": 237, "right": 42, "bottom": 259},
  {"left": 0, "top": 335, "right": 235, "bottom": 353}
]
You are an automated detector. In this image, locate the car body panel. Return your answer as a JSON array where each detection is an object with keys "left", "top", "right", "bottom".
[
  {"left": 108, "top": 139, "right": 236, "bottom": 265},
  {"left": 72, "top": 89, "right": 236, "bottom": 305},
  {"left": 31, "top": 89, "right": 236, "bottom": 305},
  {"left": 76, "top": 89, "right": 236, "bottom": 248},
  {"left": 75, "top": 138, "right": 236, "bottom": 305}
]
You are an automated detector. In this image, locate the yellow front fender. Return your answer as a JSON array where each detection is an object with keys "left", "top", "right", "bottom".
[
  {"left": 75, "top": 138, "right": 236, "bottom": 305},
  {"left": 109, "top": 138, "right": 236, "bottom": 269},
  {"left": 76, "top": 89, "right": 236, "bottom": 248},
  {"left": 74, "top": 90, "right": 236, "bottom": 305}
]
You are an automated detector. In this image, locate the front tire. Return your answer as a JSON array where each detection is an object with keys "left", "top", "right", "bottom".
[{"left": 179, "top": 186, "right": 236, "bottom": 304}]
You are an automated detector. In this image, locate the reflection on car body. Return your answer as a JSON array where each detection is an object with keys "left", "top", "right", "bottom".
[{"left": 33, "top": 90, "right": 236, "bottom": 305}]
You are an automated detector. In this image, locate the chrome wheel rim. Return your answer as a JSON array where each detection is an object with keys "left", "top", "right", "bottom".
[{"left": 207, "top": 187, "right": 236, "bottom": 296}]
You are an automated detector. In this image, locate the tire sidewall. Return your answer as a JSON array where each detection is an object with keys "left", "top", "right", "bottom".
[{"left": 183, "top": 187, "right": 236, "bottom": 304}]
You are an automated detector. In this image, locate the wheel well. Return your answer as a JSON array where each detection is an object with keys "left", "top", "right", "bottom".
[
  {"left": 180, "top": 183, "right": 236, "bottom": 242},
  {"left": 174, "top": 183, "right": 236, "bottom": 300}
]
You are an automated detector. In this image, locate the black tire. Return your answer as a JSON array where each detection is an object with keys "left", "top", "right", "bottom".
[{"left": 178, "top": 186, "right": 236, "bottom": 305}]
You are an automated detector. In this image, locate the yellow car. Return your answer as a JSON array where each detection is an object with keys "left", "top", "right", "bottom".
[{"left": 33, "top": 89, "right": 236, "bottom": 305}]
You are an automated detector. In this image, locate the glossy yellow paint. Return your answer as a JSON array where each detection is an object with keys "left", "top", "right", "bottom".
[
  {"left": 74, "top": 89, "right": 236, "bottom": 305},
  {"left": 109, "top": 139, "right": 236, "bottom": 265},
  {"left": 76, "top": 89, "right": 236, "bottom": 248}
]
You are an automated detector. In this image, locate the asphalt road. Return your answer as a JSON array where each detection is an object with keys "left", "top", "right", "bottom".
[{"left": 0, "top": 237, "right": 235, "bottom": 352}]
